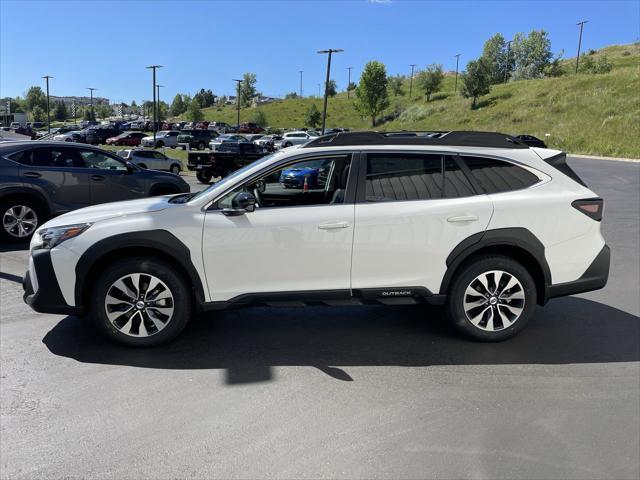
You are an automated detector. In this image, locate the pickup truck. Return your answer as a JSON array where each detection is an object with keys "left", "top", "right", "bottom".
[{"left": 187, "top": 142, "right": 268, "bottom": 183}]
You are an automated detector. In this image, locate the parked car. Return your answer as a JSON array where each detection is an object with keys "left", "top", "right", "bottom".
[
  {"left": 255, "top": 134, "right": 283, "bottom": 152},
  {"left": 209, "top": 134, "right": 249, "bottom": 151},
  {"left": 140, "top": 130, "right": 180, "bottom": 148},
  {"left": 195, "top": 122, "right": 210, "bottom": 130},
  {"left": 20, "top": 130, "right": 610, "bottom": 346},
  {"left": 116, "top": 149, "right": 182, "bottom": 174},
  {"left": 52, "top": 130, "right": 86, "bottom": 142},
  {"left": 10, "top": 122, "right": 22, "bottom": 129},
  {"left": 243, "top": 134, "right": 264, "bottom": 142},
  {"left": 106, "top": 131, "right": 147, "bottom": 146},
  {"left": 85, "top": 127, "right": 121, "bottom": 145},
  {"left": 12, "top": 126, "right": 37, "bottom": 140},
  {"left": 279, "top": 158, "right": 332, "bottom": 188},
  {"left": 515, "top": 135, "right": 547, "bottom": 148},
  {"left": 28, "top": 122, "right": 46, "bottom": 130},
  {"left": 177, "top": 130, "right": 218, "bottom": 150},
  {"left": 187, "top": 141, "right": 267, "bottom": 183},
  {"left": 0, "top": 141, "right": 190, "bottom": 241},
  {"left": 80, "top": 120, "right": 99, "bottom": 129},
  {"left": 275, "top": 130, "right": 319, "bottom": 148},
  {"left": 207, "top": 122, "right": 232, "bottom": 133},
  {"left": 238, "top": 122, "right": 265, "bottom": 134}
]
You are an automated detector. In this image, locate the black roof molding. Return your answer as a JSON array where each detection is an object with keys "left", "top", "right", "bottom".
[{"left": 303, "top": 131, "right": 529, "bottom": 149}]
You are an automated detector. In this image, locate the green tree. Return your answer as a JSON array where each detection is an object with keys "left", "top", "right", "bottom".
[
  {"left": 389, "top": 75, "right": 404, "bottom": 96},
  {"left": 53, "top": 101, "right": 68, "bottom": 121},
  {"left": 240, "top": 72, "right": 257, "bottom": 107},
  {"left": 31, "top": 105, "right": 46, "bottom": 122},
  {"left": 252, "top": 109, "right": 267, "bottom": 127},
  {"left": 170, "top": 94, "right": 186, "bottom": 116},
  {"left": 354, "top": 60, "right": 390, "bottom": 127},
  {"left": 95, "top": 104, "right": 111, "bottom": 119},
  {"left": 481, "top": 33, "right": 514, "bottom": 84},
  {"left": 460, "top": 57, "right": 492, "bottom": 108},
  {"left": 326, "top": 79, "right": 337, "bottom": 97},
  {"left": 545, "top": 51, "right": 566, "bottom": 77},
  {"left": 186, "top": 98, "right": 204, "bottom": 122},
  {"left": 347, "top": 81, "right": 357, "bottom": 92},
  {"left": 285, "top": 92, "right": 299, "bottom": 99},
  {"left": 510, "top": 30, "right": 553, "bottom": 80},
  {"left": 25, "top": 86, "right": 47, "bottom": 112},
  {"left": 82, "top": 106, "right": 96, "bottom": 122},
  {"left": 417, "top": 64, "right": 444, "bottom": 102},
  {"left": 304, "top": 103, "right": 321, "bottom": 128}
]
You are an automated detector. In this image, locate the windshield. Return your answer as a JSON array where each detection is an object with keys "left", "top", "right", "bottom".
[{"left": 188, "top": 152, "right": 280, "bottom": 202}]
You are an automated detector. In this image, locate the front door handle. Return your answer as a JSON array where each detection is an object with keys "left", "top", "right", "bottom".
[
  {"left": 91, "top": 175, "right": 105, "bottom": 182},
  {"left": 23, "top": 171, "right": 41, "bottom": 178},
  {"left": 318, "top": 221, "right": 350, "bottom": 230},
  {"left": 447, "top": 215, "right": 479, "bottom": 223}
]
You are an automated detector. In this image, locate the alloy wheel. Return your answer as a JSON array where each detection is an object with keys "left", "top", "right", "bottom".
[
  {"left": 463, "top": 270, "right": 525, "bottom": 332},
  {"left": 3, "top": 205, "right": 38, "bottom": 238},
  {"left": 104, "top": 273, "right": 175, "bottom": 337}
]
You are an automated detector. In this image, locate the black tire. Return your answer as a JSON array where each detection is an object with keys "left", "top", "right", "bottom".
[
  {"left": 0, "top": 196, "right": 45, "bottom": 242},
  {"left": 156, "top": 140, "right": 164, "bottom": 148},
  {"left": 91, "top": 257, "right": 192, "bottom": 347},
  {"left": 170, "top": 164, "right": 181, "bottom": 175},
  {"left": 197, "top": 142, "right": 205, "bottom": 150},
  {"left": 446, "top": 255, "right": 537, "bottom": 341},
  {"left": 196, "top": 170, "right": 212, "bottom": 184},
  {"left": 284, "top": 142, "right": 292, "bottom": 148}
]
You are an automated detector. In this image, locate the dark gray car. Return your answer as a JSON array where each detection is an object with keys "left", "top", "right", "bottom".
[{"left": 0, "top": 141, "right": 190, "bottom": 241}]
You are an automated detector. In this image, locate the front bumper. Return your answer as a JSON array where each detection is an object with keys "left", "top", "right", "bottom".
[
  {"left": 23, "top": 249, "right": 83, "bottom": 316},
  {"left": 545, "top": 244, "right": 610, "bottom": 300}
]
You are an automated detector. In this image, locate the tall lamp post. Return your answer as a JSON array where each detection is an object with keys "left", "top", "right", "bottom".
[
  {"left": 346, "top": 66, "right": 353, "bottom": 98},
  {"left": 299, "top": 70, "right": 304, "bottom": 97},
  {"left": 317, "top": 48, "right": 343, "bottom": 135},
  {"left": 233, "top": 79, "right": 242, "bottom": 130},
  {"left": 146, "top": 65, "right": 162, "bottom": 146},
  {"left": 156, "top": 84, "right": 163, "bottom": 125},
  {"left": 575, "top": 20, "right": 588, "bottom": 74},
  {"left": 42, "top": 75, "right": 53, "bottom": 133},
  {"left": 454, "top": 55, "right": 461, "bottom": 92},
  {"left": 86, "top": 87, "right": 96, "bottom": 122},
  {"left": 408, "top": 64, "right": 416, "bottom": 98}
]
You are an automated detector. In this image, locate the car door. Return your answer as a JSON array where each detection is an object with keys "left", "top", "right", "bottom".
[
  {"left": 23, "top": 147, "right": 92, "bottom": 212},
  {"left": 202, "top": 153, "right": 356, "bottom": 302},
  {"left": 351, "top": 152, "right": 493, "bottom": 294},
  {"left": 77, "top": 148, "right": 148, "bottom": 204},
  {"left": 151, "top": 151, "right": 169, "bottom": 170}
]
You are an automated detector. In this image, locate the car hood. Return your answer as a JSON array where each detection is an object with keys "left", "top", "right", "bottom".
[{"left": 40, "top": 196, "right": 176, "bottom": 228}]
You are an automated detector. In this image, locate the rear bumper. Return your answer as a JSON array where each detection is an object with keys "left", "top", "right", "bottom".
[
  {"left": 23, "top": 250, "right": 83, "bottom": 316},
  {"left": 545, "top": 244, "right": 610, "bottom": 301}
]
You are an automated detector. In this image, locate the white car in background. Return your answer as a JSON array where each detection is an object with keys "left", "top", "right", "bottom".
[
  {"left": 275, "top": 130, "right": 319, "bottom": 149},
  {"left": 117, "top": 149, "right": 182, "bottom": 174},
  {"left": 52, "top": 130, "right": 83, "bottom": 142},
  {"left": 140, "top": 131, "right": 180, "bottom": 148}
]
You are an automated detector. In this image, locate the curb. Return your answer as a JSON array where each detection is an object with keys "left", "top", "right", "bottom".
[{"left": 568, "top": 153, "right": 640, "bottom": 164}]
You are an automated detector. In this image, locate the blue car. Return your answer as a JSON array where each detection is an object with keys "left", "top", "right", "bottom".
[{"left": 279, "top": 160, "right": 331, "bottom": 189}]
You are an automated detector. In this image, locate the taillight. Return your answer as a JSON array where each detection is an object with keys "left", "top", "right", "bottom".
[{"left": 572, "top": 198, "right": 604, "bottom": 221}]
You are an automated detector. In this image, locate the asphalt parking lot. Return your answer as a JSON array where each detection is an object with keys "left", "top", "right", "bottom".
[{"left": 1, "top": 157, "right": 638, "bottom": 479}]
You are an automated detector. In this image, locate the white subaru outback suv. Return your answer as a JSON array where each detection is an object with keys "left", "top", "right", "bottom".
[{"left": 23, "top": 131, "right": 609, "bottom": 346}]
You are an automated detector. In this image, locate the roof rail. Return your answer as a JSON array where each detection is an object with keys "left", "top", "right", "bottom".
[{"left": 303, "top": 131, "right": 528, "bottom": 149}]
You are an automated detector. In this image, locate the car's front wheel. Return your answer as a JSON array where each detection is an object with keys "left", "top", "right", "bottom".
[
  {"left": 446, "top": 255, "right": 536, "bottom": 341},
  {"left": 92, "top": 257, "right": 192, "bottom": 347},
  {"left": 196, "top": 171, "right": 212, "bottom": 183},
  {"left": 0, "top": 197, "right": 43, "bottom": 242}
]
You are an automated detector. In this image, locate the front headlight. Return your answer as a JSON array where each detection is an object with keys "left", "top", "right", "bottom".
[{"left": 32, "top": 223, "right": 92, "bottom": 250}]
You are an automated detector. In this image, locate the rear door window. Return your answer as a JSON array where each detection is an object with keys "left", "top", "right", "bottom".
[{"left": 461, "top": 156, "right": 540, "bottom": 193}]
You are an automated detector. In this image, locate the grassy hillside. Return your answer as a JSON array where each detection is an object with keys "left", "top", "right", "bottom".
[{"left": 195, "top": 44, "right": 640, "bottom": 158}]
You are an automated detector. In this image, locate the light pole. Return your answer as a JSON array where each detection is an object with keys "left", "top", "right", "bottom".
[
  {"left": 317, "top": 83, "right": 321, "bottom": 98},
  {"left": 86, "top": 87, "right": 96, "bottom": 122},
  {"left": 233, "top": 79, "right": 242, "bottom": 129},
  {"left": 575, "top": 20, "right": 588, "bottom": 73},
  {"left": 317, "top": 48, "right": 343, "bottom": 135},
  {"left": 42, "top": 75, "right": 52, "bottom": 133},
  {"left": 156, "top": 84, "right": 163, "bottom": 125},
  {"left": 408, "top": 64, "right": 417, "bottom": 98},
  {"left": 299, "top": 70, "right": 303, "bottom": 97},
  {"left": 146, "top": 65, "right": 162, "bottom": 146},
  {"left": 347, "top": 66, "right": 353, "bottom": 98},
  {"left": 503, "top": 41, "right": 513, "bottom": 83},
  {"left": 454, "top": 55, "right": 461, "bottom": 92}
]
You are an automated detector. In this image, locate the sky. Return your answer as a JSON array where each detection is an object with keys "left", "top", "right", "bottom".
[{"left": 1, "top": 0, "right": 638, "bottom": 104}]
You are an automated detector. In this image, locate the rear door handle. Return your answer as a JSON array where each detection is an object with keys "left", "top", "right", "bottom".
[
  {"left": 318, "top": 221, "right": 350, "bottom": 230},
  {"left": 447, "top": 215, "right": 479, "bottom": 223},
  {"left": 91, "top": 175, "right": 105, "bottom": 182},
  {"left": 23, "top": 171, "right": 41, "bottom": 178}
]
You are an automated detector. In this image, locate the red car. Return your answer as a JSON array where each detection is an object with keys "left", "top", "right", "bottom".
[
  {"left": 195, "top": 121, "right": 210, "bottom": 130},
  {"left": 106, "top": 131, "right": 146, "bottom": 146},
  {"left": 238, "top": 122, "right": 265, "bottom": 134}
]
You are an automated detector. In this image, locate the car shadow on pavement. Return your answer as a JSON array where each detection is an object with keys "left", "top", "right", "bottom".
[{"left": 42, "top": 297, "right": 639, "bottom": 384}]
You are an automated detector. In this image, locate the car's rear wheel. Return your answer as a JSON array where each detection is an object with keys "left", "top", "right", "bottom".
[
  {"left": 197, "top": 142, "right": 205, "bottom": 150},
  {"left": 0, "top": 197, "right": 43, "bottom": 242},
  {"left": 446, "top": 255, "right": 536, "bottom": 341},
  {"left": 170, "top": 164, "right": 181, "bottom": 175},
  {"left": 196, "top": 171, "right": 212, "bottom": 183},
  {"left": 92, "top": 257, "right": 192, "bottom": 347}
]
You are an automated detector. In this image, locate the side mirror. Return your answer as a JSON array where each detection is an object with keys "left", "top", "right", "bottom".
[{"left": 222, "top": 191, "right": 256, "bottom": 216}]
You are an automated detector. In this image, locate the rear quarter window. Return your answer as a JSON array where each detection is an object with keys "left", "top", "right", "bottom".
[{"left": 462, "top": 156, "right": 540, "bottom": 193}]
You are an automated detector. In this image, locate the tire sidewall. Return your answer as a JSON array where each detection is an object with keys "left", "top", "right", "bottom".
[
  {"left": 0, "top": 197, "right": 43, "bottom": 242},
  {"left": 91, "top": 257, "right": 192, "bottom": 347},
  {"left": 447, "top": 255, "right": 537, "bottom": 341}
]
